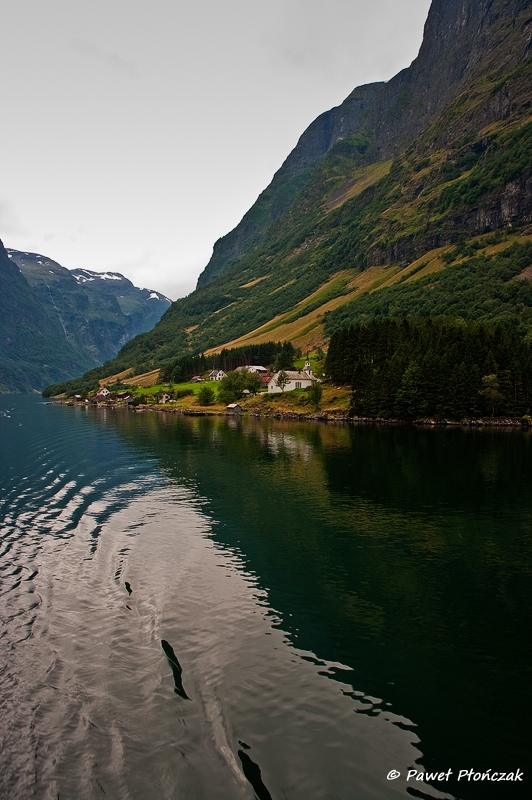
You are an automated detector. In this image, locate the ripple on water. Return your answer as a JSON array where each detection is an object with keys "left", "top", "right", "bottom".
[{"left": 6, "top": 401, "right": 527, "bottom": 799}]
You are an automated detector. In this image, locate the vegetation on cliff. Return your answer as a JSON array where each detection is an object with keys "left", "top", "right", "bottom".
[{"left": 326, "top": 239, "right": 532, "bottom": 333}]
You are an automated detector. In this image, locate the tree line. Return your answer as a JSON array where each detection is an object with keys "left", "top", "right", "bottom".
[
  {"left": 43, "top": 341, "right": 298, "bottom": 398},
  {"left": 324, "top": 318, "right": 532, "bottom": 419},
  {"left": 160, "top": 340, "right": 297, "bottom": 382}
]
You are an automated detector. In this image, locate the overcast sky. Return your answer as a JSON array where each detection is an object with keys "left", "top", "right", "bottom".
[{"left": 1, "top": 0, "right": 431, "bottom": 299}]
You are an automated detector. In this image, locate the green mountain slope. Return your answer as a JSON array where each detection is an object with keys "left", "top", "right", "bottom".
[
  {"left": 1, "top": 245, "right": 170, "bottom": 392},
  {"left": 46, "top": 0, "right": 532, "bottom": 391},
  {"left": 9, "top": 250, "right": 170, "bottom": 364},
  {"left": 0, "top": 241, "right": 92, "bottom": 393}
]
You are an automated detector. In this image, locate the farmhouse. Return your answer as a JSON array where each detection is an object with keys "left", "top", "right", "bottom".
[
  {"left": 209, "top": 370, "right": 227, "bottom": 381},
  {"left": 234, "top": 365, "right": 268, "bottom": 374},
  {"left": 91, "top": 386, "right": 113, "bottom": 404},
  {"left": 268, "top": 358, "right": 319, "bottom": 394}
]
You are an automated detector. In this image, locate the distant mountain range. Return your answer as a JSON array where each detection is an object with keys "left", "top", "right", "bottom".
[
  {"left": 47, "top": 0, "right": 532, "bottom": 395},
  {"left": 0, "top": 242, "right": 170, "bottom": 392}
]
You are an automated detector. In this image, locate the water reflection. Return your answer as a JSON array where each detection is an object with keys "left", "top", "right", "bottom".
[
  {"left": 1, "top": 399, "right": 531, "bottom": 799},
  {"left": 102, "top": 411, "right": 532, "bottom": 798}
]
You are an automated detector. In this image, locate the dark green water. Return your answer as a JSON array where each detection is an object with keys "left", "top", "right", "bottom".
[{"left": 1, "top": 396, "right": 531, "bottom": 799}]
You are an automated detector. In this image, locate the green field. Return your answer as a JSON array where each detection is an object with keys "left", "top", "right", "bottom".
[{"left": 128, "top": 380, "right": 219, "bottom": 397}]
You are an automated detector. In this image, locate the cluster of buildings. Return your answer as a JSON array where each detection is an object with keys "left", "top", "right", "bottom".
[
  {"left": 266, "top": 358, "right": 318, "bottom": 394},
  {"left": 190, "top": 365, "right": 271, "bottom": 388},
  {"left": 82, "top": 358, "right": 320, "bottom": 408},
  {"left": 192, "top": 360, "right": 319, "bottom": 394},
  {"left": 73, "top": 388, "right": 132, "bottom": 404}
]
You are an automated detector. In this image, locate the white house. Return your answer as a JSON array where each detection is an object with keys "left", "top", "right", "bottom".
[
  {"left": 209, "top": 370, "right": 227, "bottom": 381},
  {"left": 234, "top": 365, "right": 268, "bottom": 374},
  {"left": 268, "top": 358, "right": 319, "bottom": 394}
]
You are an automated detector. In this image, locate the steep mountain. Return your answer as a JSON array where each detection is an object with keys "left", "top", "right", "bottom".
[
  {"left": 197, "top": 81, "right": 386, "bottom": 288},
  {"left": 0, "top": 241, "right": 91, "bottom": 393},
  {"left": 8, "top": 250, "right": 170, "bottom": 364},
  {"left": 1, "top": 244, "right": 170, "bottom": 392},
  {"left": 199, "top": 0, "right": 532, "bottom": 289},
  {"left": 46, "top": 0, "right": 532, "bottom": 392}
]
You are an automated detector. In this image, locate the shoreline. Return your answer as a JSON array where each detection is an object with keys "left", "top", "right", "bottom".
[{"left": 59, "top": 400, "right": 530, "bottom": 428}]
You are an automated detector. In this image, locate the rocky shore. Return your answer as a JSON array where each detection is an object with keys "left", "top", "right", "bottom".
[{"left": 61, "top": 398, "right": 530, "bottom": 428}]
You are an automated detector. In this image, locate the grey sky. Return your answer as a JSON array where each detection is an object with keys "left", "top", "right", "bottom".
[{"left": 1, "top": 0, "right": 431, "bottom": 299}]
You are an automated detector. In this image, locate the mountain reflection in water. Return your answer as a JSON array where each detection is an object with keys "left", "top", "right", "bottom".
[{"left": 1, "top": 397, "right": 531, "bottom": 799}]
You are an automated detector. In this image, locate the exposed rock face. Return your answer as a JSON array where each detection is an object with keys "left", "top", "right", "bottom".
[
  {"left": 279, "top": 83, "right": 385, "bottom": 179},
  {"left": 491, "top": 174, "right": 532, "bottom": 226},
  {"left": 370, "top": 0, "right": 532, "bottom": 152},
  {"left": 198, "top": 0, "right": 532, "bottom": 288},
  {"left": 364, "top": 168, "right": 532, "bottom": 270}
]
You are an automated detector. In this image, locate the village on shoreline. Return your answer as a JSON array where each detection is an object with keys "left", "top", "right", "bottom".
[
  {"left": 56, "top": 389, "right": 530, "bottom": 429},
  {"left": 50, "top": 350, "right": 532, "bottom": 430}
]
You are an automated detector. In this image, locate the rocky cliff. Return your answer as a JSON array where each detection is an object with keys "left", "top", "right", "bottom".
[
  {"left": 198, "top": 0, "right": 532, "bottom": 288},
  {"left": 0, "top": 241, "right": 91, "bottom": 392},
  {"left": 197, "top": 82, "right": 385, "bottom": 287}
]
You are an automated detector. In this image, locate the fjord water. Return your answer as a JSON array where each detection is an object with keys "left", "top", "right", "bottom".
[{"left": 1, "top": 398, "right": 531, "bottom": 800}]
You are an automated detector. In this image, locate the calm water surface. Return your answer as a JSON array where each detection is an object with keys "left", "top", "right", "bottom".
[{"left": 1, "top": 396, "right": 531, "bottom": 800}]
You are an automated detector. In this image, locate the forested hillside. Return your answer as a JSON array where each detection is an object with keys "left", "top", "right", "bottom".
[
  {"left": 325, "top": 317, "right": 532, "bottom": 419},
  {"left": 45, "top": 0, "right": 532, "bottom": 395}
]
